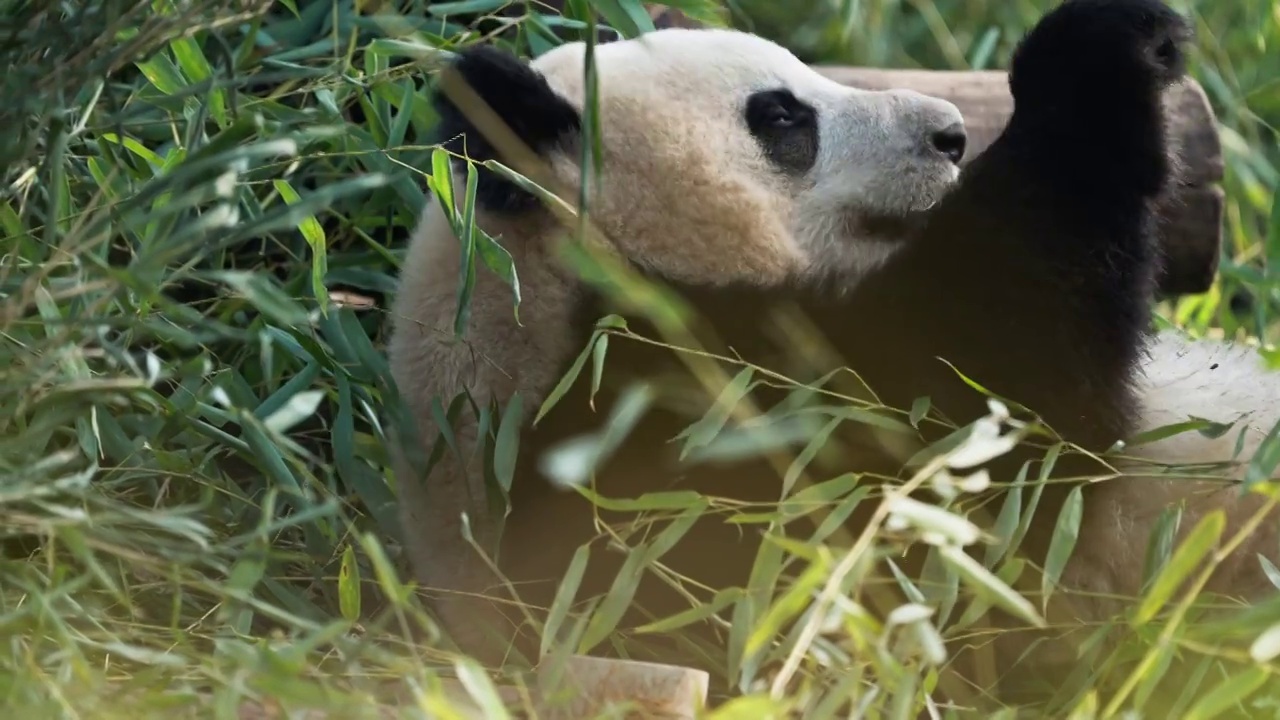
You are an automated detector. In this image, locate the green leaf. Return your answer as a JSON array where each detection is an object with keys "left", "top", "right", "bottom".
[
  {"left": 1141, "top": 504, "right": 1183, "bottom": 593},
  {"left": 590, "top": 0, "right": 656, "bottom": 38},
  {"left": 968, "top": 27, "right": 1001, "bottom": 70},
  {"left": 577, "top": 488, "right": 705, "bottom": 512},
  {"left": 272, "top": 178, "right": 330, "bottom": 312},
  {"left": 1259, "top": 553, "right": 1280, "bottom": 589},
  {"left": 781, "top": 416, "right": 841, "bottom": 498},
  {"left": 647, "top": 0, "right": 727, "bottom": 26},
  {"left": 539, "top": 383, "right": 654, "bottom": 488},
  {"left": 1182, "top": 664, "right": 1267, "bottom": 720},
  {"left": 359, "top": 533, "right": 414, "bottom": 607},
  {"left": 226, "top": 553, "right": 267, "bottom": 595},
  {"left": 338, "top": 544, "right": 361, "bottom": 622},
  {"left": 535, "top": 330, "right": 603, "bottom": 425},
  {"left": 677, "top": 366, "right": 757, "bottom": 459},
  {"left": 451, "top": 657, "right": 514, "bottom": 720},
  {"left": 332, "top": 372, "right": 399, "bottom": 537},
  {"left": 1265, "top": 178, "right": 1280, "bottom": 276},
  {"left": 136, "top": 54, "right": 187, "bottom": 95},
  {"left": 1244, "top": 414, "right": 1280, "bottom": 488},
  {"left": 474, "top": 228, "right": 521, "bottom": 322},
  {"left": 983, "top": 461, "right": 1026, "bottom": 567},
  {"left": 170, "top": 34, "right": 228, "bottom": 126},
  {"left": 703, "top": 696, "right": 791, "bottom": 719},
  {"left": 209, "top": 271, "right": 312, "bottom": 327},
  {"left": 453, "top": 161, "right": 481, "bottom": 336},
  {"left": 388, "top": 79, "right": 416, "bottom": 150},
  {"left": 743, "top": 551, "right": 832, "bottom": 658},
  {"left": 641, "top": 499, "right": 709, "bottom": 563},
  {"left": 541, "top": 544, "right": 590, "bottom": 657},
  {"left": 262, "top": 389, "right": 325, "bottom": 435},
  {"left": 939, "top": 544, "right": 1045, "bottom": 629},
  {"left": 429, "top": 147, "right": 456, "bottom": 217},
  {"left": 1007, "top": 445, "right": 1062, "bottom": 556},
  {"left": 1249, "top": 622, "right": 1280, "bottom": 662},
  {"left": 578, "top": 546, "right": 649, "bottom": 653},
  {"left": 1126, "top": 417, "right": 1241, "bottom": 447},
  {"left": 366, "top": 38, "right": 455, "bottom": 65},
  {"left": 635, "top": 587, "right": 743, "bottom": 634},
  {"left": 1041, "top": 485, "right": 1083, "bottom": 612},
  {"left": 1135, "top": 510, "right": 1225, "bottom": 625},
  {"left": 493, "top": 394, "right": 524, "bottom": 495},
  {"left": 780, "top": 473, "right": 861, "bottom": 520},
  {"left": 909, "top": 396, "right": 931, "bottom": 428},
  {"left": 427, "top": 0, "right": 509, "bottom": 15}
]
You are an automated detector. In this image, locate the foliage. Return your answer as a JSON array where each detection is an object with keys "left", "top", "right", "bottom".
[{"left": 1, "top": 0, "right": 1278, "bottom": 717}]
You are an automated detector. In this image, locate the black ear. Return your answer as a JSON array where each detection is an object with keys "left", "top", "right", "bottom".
[{"left": 431, "top": 45, "right": 582, "bottom": 214}]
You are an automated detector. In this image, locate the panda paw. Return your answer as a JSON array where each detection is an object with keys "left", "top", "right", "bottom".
[{"left": 1009, "top": 0, "right": 1192, "bottom": 103}]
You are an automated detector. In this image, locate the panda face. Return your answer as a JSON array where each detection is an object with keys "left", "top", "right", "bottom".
[{"left": 517, "top": 28, "right": 967, "bottom": 287}]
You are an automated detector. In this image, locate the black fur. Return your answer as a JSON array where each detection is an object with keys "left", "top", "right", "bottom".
[
  {"left": 745, "top": 89, "right": 821, "bottom": 174},
  {"left": 429, "top": 45, "right": 582, "bottom": 213},
  {"left": 438, "top": 0, "right": 1190, "bottom": 707}
]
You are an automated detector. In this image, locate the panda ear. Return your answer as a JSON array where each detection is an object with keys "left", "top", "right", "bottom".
[{"left": 431, "top": 45, "right": 582, "bottom": 213}]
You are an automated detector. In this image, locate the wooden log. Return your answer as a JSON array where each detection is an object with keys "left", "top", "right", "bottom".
[
  {"left": 233, "top": 655, "right": 709, "bottom": 719},
  {"left": 432, "top": 656, "right": 708, "bottom": 718},
  {"left": 534, "top": 655, "right": 710, "bottom": 719}
]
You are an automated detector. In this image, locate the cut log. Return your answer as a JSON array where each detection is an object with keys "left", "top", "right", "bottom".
[
  {"left": 435, "top": 656, "right": 709, "bottom": 719},
  {"left": 535, "top": 655, "right": 710, "bottom": 719},
  {"left": 233, "top": 655, "right": 709, "bottom": 719}
]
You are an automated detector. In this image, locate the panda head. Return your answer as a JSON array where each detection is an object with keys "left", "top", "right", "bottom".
[{"left": 431, "top": 28, "right": 967, "bottom": 286}]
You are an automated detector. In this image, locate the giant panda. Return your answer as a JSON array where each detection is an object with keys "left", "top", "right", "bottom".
[{"left": 386, "top": 0, "right": 1280, "bottom": 706}]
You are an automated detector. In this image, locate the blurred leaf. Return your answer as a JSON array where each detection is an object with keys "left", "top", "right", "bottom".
[
  {"left": 578, "top": 545, "right": 648, "bottom": 653},
  {"left": 1245, "top": 415, "right": 1280, "bottom": 488},
  {"left": 451, "top": 657, "right": 514, "bottom": 720},
  {"left": 262, "top": 389, "right": 325, "bottom": 435},
  {"left": 1135, "top": 510, "right": 1225, "bottom": 625},
  {"left": 678, "top": 366, "right": 756, "bottom": 459},
  {"left": 1183, "top": 665, "right": 1267, "bottom": 720},
  {"left": 539, "top": 382, "right": 654, "bottom": 488},
  {"left": 541, "top": 544, "right": 591, "bottom": 657},
  {"left": 338, "top": 544, "right": 361, "bottom": 622},
  {"left": 1142, "top": 504, "right": 1184, "bottom": 593},
  {"left": 590, "top": 0, "right": 657, "bottom": 38}
]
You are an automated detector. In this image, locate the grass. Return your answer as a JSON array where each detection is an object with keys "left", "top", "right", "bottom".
[{"left": 1, "top": 0, "right": 1279, "bottom": 717}]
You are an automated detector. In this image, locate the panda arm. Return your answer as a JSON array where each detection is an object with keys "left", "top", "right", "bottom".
[
  {"left": 385, "top": 45, "right": 587, "bottom": 664},
  {"left": 827, "top": 0, "right": 1190, "bottom": 451}
]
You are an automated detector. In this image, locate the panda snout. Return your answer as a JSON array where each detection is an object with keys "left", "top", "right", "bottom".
[{"left": 929, "top": 122, "right": 967, "bottom": 166}]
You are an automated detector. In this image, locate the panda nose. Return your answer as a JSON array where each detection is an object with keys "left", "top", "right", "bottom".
[{"left": 929, "top": 122, "right": 967, "bottom": 165}]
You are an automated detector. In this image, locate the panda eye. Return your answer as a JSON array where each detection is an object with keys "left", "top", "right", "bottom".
[
  {"left": 745, "top": 90, "right": 813, "bottom": 134},
  {"left": 763, "top": 104, "right": 797, "bottom": 128},
  {"left": 745, "top": 89, "right": 820, "bottom": 174},
  {"left": 757, "top": 101, "right": 798, "bottom": 128}
]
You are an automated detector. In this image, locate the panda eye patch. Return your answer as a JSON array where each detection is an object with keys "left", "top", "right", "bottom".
[{"left": 745, "top": 89, "right": 819, "bottom": 174}]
